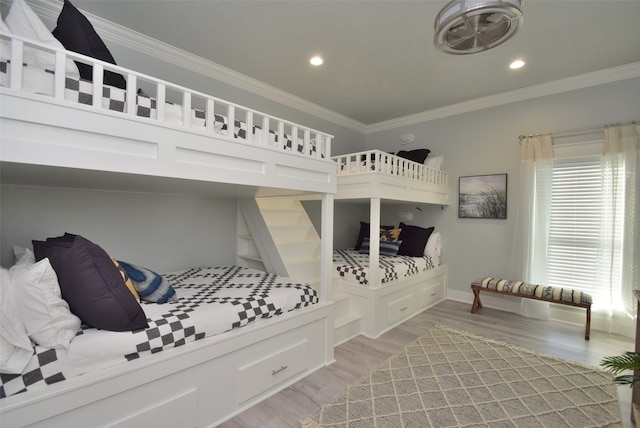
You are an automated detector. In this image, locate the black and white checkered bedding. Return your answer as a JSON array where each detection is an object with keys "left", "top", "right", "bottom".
[
  {"left": 0, "top": 266, "right": 318, "bottom": 399},
  {"left": 333, "top": 249, "right": 436, "bottom": 287},
  {"left": 0, "top": 62, "right": 317, "bottom": 156}
]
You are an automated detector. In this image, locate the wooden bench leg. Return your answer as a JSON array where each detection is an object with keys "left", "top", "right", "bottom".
[
  {"left": 471, "top": 288, "right": 483, "bottom": 314},
  {"left": 585, "top": 305, "right": 591, "bottom": 340}
]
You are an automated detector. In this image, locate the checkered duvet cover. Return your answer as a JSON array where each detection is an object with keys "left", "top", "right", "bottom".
[
  {"left": 333, "top": 249, "right": 437, "bottom": 287},
  {"left": 0, "top": 266, "right": 318, "bottom": 399},
  {"left": 0, "top": 62, "right": 316, "bottom": 156}
]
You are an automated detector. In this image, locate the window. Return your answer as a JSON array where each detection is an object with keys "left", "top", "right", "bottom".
[{"left": 546, "top": 153, "right": 624, "bottom": 311}]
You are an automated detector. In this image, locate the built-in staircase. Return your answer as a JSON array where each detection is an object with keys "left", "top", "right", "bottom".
[{"left": 237, "top": 196, "right": 362, "bottom": 345}]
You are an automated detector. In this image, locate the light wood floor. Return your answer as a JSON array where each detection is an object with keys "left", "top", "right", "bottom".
[{"left": 220, "top": 300, "right": 634, "bottom": 428}]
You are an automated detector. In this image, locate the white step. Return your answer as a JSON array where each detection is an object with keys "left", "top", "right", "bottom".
[
  {"left": 278, "top": 240, "right": 320, "bottom": 259},
  {"left": 333, "top": 314, "right": 362, "bottom": 346},
  {"left": 261, "top": 209, "right": 307, "bottom": 226},
  {"left": 270, "top": 225, "right": 317, "bottom": 242}
]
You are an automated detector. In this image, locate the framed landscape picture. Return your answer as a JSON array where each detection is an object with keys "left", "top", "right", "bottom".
[{"left": 459, "top": 174, "right": 507, "bottom": 219}]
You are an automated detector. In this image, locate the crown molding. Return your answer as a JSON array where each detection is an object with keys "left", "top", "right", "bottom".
[
  {"left": 364, "top": 62, "right": 640, "bottom": 133},
  {"left": 29, "top": 1, "right": 640, "bottom": 136}
]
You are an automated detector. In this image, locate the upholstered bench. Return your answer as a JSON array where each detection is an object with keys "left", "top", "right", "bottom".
[{"left": 470, "top": 277, "right": 593, "bottom": 340}]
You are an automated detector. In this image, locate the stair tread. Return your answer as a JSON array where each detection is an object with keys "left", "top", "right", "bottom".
[
  {"left": 332, "top": 292, "right": 352, "bottom": 302},
  {"left": 284, "top": 257, "right": 321, "bottom": 265},
  {"left": 334, "top": 313, "right": 363, "bottom": 327},
  {"left": 275, "top": 239, "right": 320, "bottom": 246}
]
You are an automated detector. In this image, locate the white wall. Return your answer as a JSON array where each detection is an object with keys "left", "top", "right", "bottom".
[
  {"left": 365, "top": 77, "right": 640, "bottom": 301},
  {"left": 1, "top": 186, "right": 237, "bottom": 272}
]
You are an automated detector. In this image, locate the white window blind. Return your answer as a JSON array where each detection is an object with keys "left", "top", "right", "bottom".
[{"left": 547, "top": 155, "right": 623, "bottom": 309}]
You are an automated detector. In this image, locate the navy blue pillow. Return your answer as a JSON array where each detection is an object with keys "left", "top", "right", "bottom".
[
  {"left": 397, "top": 223, "right": 434, "bottom": 257},
  {"left": 396, "top": 149, "right": 431, "bottom": 164},
  {"left": 33, "top": 233, "right": 147, "bottom": 331},
  {"left": 52, "top": 0, "right": 126, "bottom": 89}
]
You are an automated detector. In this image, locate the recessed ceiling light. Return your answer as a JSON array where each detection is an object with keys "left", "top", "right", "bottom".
[
  {"left": 310, "top": 56, "right": 323, "bottom": 66},
  {"left": 510, "top": 59, "right": 525, "bottom": 69}
]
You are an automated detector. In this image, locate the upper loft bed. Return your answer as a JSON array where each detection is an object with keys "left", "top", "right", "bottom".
[
  {"left": 332, "top": 149, "right": 449, "bottom": 205},
  {"left": 0, "top": 31, "right": 336, "bottom": 198}
]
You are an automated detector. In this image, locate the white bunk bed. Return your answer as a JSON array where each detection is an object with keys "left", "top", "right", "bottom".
[
  {"left": 0, "top": 22, "right": 337, "bottom": 428},
  {"left": 331, "top": 150, "right": 449, "bottom": 339}
]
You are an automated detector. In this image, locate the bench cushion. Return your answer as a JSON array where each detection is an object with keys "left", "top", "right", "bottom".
[{"left": 472, "top": 277, "right": 592, "bottom": 306}]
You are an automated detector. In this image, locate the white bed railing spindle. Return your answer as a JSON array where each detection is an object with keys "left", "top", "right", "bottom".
[
  {"left": 9, "top": 38, "right": 23, "bottom": 90},
  {"left": 54, "top": 51, "right": 66, "bottom": 100},
  {"left": 246, "top": 111, "right": 253, "bottom": 143},
  {"left": 227, "top": 105, "right": 235, "bottom": 139},
  {"left": 277, "top": 121, "right": 285, "bottom": 150},
  {"left": 126, "top": 74, "right": 137, "bottom": 116},
  {"left": 156, "top": 84, "right": 166, "bottom": 123},
  {"left": 91, "top": 63, "right": 104, "bottom": 109},
  {"left": 205, "top": 99, "right": 215, "bottom": 133},
  {"left": 262, "top": 116, "right": 269, "bottom": 146},
  {"left": 182, "top": 91, "right": 191, "bottom": 128},
  {"left": 292, "top": 126, "right": 299, "bottom": 154}
]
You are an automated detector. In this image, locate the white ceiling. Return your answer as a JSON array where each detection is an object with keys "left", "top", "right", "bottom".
[{"left": 60, "top": 1, "right": 640, "bottom": 125}]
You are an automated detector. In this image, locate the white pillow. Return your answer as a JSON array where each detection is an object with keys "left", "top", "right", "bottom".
[
  {"left": 424, "top": 231, "right": 442, "bottom": 257},
  {"left": 13, "top": 244, "right": 35, "bottom": 265},
  {"left": 0, "top": 268, "right": 33, "bottom": 374},
  {"left": 5, "top": 0, "right": 79, "bottom": 94},
  {"left": 10, "top": 254, "right": 81, "bottom": 350},
  {"left": 424, "top": 155, "right": 444, "bottom": 170}
]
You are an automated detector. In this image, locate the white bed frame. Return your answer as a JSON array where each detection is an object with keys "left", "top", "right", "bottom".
[
  {"left": 0, "top": 32, "right": 336, "bottom": 427},
  {"left": 331, "top": 150, "right": 450, "bottom": 338}
]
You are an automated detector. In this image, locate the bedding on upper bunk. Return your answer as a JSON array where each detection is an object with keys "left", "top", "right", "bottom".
[{"left": 0, "top": 264, "right": 318, "bottom": 399}]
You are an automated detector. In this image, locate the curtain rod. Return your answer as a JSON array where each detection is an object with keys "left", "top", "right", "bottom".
[{"left": 518, "top": 120, "right": 638, "bottom": 141}]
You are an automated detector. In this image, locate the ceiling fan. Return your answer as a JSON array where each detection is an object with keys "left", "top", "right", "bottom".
[{"left": 434, "top": 0, "right": 524, "bottom": 54}]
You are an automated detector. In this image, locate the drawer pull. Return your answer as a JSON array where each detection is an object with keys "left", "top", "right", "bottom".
[
  {"left": 400, "top": 306, "right": 408, "bottom": 312},
  {"left": 430, "top": 293, "right": 437, "bottom": 297},
  {"left": 272, "top": 365, "right": 288, "bottom": 375}
]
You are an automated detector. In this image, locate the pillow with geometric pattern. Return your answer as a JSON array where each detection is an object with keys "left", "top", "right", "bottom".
[
  {"left": 380, "top": 228, "right": 402, "bottom": 242},
  {"left": 118, "top": 261, "right": 178, "bottom": 304},
  {"left": 355, "top": 222, "right": 395, "bottom": 250},
  {"left": 359, "top": 238, "right": 403, "bottom": 257}
]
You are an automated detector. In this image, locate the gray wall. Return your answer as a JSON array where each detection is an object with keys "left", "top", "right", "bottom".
[
  {"left": 1, "top": 186, "right": 236, "bottom": 272},
  {"left": 365, "top": 77, "right": 640, "bottom": 299}
]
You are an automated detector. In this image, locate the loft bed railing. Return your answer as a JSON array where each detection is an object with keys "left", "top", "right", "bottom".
[
  {"left": 332, "top": 149, "right": 448, "bottom": 186},
  {"left": 0, "top": 31, "right": 333, "bottom": 160}
]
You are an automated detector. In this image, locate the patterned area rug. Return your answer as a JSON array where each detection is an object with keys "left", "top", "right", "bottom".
[{"left": 301, "top": 325, "right": 622, "bottom": 428}]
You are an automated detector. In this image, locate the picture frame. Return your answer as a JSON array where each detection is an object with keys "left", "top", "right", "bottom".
[{"left": 459, "top": 173, "right": 507, "bottom": 219}]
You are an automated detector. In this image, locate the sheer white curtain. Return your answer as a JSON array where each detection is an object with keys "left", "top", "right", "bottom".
[
  {"left": 598, "top": 123, "right": 639, "bottom": 332},
  {"left": 508, "top": 134, "right": 553, "bottom": 320}
]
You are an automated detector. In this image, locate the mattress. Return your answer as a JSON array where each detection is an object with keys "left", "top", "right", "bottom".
[
  {"left": 333, "top": 249, "right": 438, "bottom": 287},
  {"left": 0, "top": 265, "right": 318, "bottom": 399}
]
